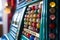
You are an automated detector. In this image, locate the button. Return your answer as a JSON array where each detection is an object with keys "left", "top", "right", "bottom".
[
  {"left": 27, "top": 33, "right": 31, "bottom": 38},
  {"left": 31, "top": 6, "right": 35, "bottom": 10},
  {"left": 50, "top": 2, "right": 56, "bottom": 7},
  {"left": 30, "top": 14, "right": 33, "bottom": 18},
  {"left": 32, "top": 22, "right": 36, "bottom": 28},
  {"left": 49, "top": 23, "right": 55, "bottom": 29},
  {"left": 33, "top": 14, "right": 37, "bottom": 18},
  {"left": 50, "top": 15, "right": 55, "bottom": 20},
  {"left": 29, "top": 18, "right": 32, "bottom": 22},
  {"left": 36, "top": 23, "right": 40, "bottom": 29},
  {"left": 49, "top": 33, "right": 55, "bottom": 39},
  {"left": 31, "top": 10, "right": 34, "bottom": 14},
  {"left": 49, "top": 8, "right": 55, "bottom": 13},
  {"left": 29, "top": 22, "right": 32, "bottom": 25},
  {"left": 32, "top": 18, "right": 36, "bottom": 22},
  {"left": 36, "top": 18, "right": 40, "bottom": 23}
]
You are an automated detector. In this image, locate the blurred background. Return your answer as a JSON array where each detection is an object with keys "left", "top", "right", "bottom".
[{"left": 0, "top": 0, "right": 16, "bottom": 37}]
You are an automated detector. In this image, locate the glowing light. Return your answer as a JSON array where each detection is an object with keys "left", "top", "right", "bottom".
[
  {"left": 5, "top": 2, "right": 8, "bottom": 6},
  {"left": 4, "top": 7, "right": 11, "bottom": 14},
  {"left": 50, "top": 2, "right": 56, "bottom": 7},
  {"left": 50, "top": 15, "right": 55, "bottom": 20}
]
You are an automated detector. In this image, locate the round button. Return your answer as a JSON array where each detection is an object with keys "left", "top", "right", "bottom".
[
  {"left": 25, "top": 15, "right": 27, "bottom": 18},
  {"left": 49, "top": 33, "right": 55, "bottom": 39},
  {"left": 49, "top": 23, "right": 55, "bottom": 29},
  {"left": 28, "top": 26, "right": 31, "bottom": 30},
  {"left": 31, "top": 6, "right": 35, "bottom": 10},
  {"left": 29, "top": 18, "right": 32, "bottom": 22},
  {"left": 50, "top": 2, "right": 56, "bottom": 7},
  {"left": 24, "top": 24, "right": 28, "bottom": 28},
  {"left": 30, "top": 14, "right": 33, "bottom": 18},
  {"left": 33, "top": 14, "right": 37, "bottom": 18},
  {"left": 31, "top": 10, "right": 34, "bottom": 14},
  {"left": 29, "top": 22, "right": 32, "bottom": 25},
  {"left": 36, "top": 18, "right": 40, "bottom": 23},
  {"left": 26, "top": 18, "right": 29, "bottom": 21},
  {"left": 36, "top": 23, "right": 40, "bottom": 29},
  {"left": 32, "top": 22, "right": 36, "bottom": 28},
  {"left": 27, "top": 15, "right": 30, "bottom": 18},
  {"left": 37, "top": 13, "right": 41, "bottom": 18},
  {"left": 50, "top": 15, "right": 55, "bottom": 20},
  {"left": 49, "top": 8, "right": 55, "bottom": 13},
  {"left": 32, "top": 18, "right": 36, "bottom": 22}
]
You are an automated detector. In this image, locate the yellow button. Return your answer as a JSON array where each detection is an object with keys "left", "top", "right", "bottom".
[{"left": 50, "top": 2, "right": 56, "bottom": 7}]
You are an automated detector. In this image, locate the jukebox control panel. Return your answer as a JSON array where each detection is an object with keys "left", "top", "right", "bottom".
[{"left": 22, "top": 1, "right": 43, "bottom": 40}]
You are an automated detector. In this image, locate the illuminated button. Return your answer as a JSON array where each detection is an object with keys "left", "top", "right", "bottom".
[
  {"left": 30, "top": 14, "right": 33, "bottom": 18},
  {"left": 49, "top": 8, "right": 55, "bottom": 13},
  {"left": 49, "top": 33, "right": 55, "bottom": 39},
  {"left": 24, "top": 25, "right": 28, "bottom": 28},
  {"left": 26, "top": 18, "right": 29, "bottom": 21},
  {"left": 50, "top": 2, "right": 56, "bottom": 7},
  {"left": 32, "top": 22, "right": 36, "bottom": 28},
  {"left": 49, "top": 23, "right": 55, "bottom": 29},
  {"left": 36, "top": 18, "right": 40, "bottom": 23},
  {"left": 31, "top": 10, "right": 34, "bottom": 14},
  {"left": 27, "top": 15, "right": 30, "bottom": 18},
  {"left": 29, "top": 18, "right": 32, "bottom": 22},
  {"left": 33, "top": 14, "right": 37, "bottom": 18},
  {"left": 32, "top": 18, "right": 36, "bottom": 22},
  {"left": 37, "top": 13, "right": 41, "bottom": 18},
  {"left": 25, "top": 15, "right": 27, "bottom": 18},
  {"left": 50, "top": 15, "right": 55, "bottom": 20},
  {"left": 27, "top": 33, "right": 31, "bottom": 38},
  {"left": 29, "top": 22, "right": 32, "bottom": 25},
  {"left": 36, "top": 23, "right": 40, "bottom": 29},
  {"left": 31, "top": 6, "right": 35, "bottom": 10},
  {"left": 28, "top": 26, "right": 32, "bottom": 30}
]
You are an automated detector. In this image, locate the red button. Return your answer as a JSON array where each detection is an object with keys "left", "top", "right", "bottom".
[
  {"left": 31, "top": 6, "right": 35, "bottom": 10},
  {"left": 49, "top": 23, "right": 55, "bottom": 29},
  {"left": 50, "top": 15, "right": 55, "bottom": 20},
  {"left": 27, "top": 33, "right": 31, "bottom": 38},
  {"left": 32, "top": 22, "right": 36, "bottom": 28},
  {"left": 49, "top": 33, "right": 55, "bottom": 39}
]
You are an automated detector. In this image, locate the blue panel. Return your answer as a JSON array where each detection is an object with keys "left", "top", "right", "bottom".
[{"left": 21, "top": 35, "right": 29, "bottom": 40}]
